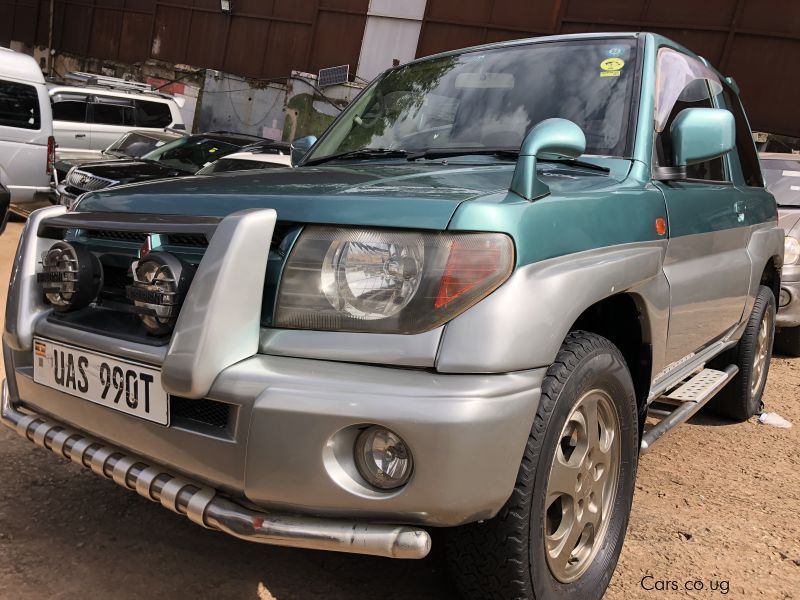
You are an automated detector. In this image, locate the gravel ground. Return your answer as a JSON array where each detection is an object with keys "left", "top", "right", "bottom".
[{"left": 0, "top": 221, "right": 797, "bottom": 599}]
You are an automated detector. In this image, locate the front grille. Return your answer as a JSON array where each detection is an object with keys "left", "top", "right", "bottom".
[
  {"left": 165, "top": 233, "right": 208, "bottom": 247},
  {"left": 170, "top": 396, "right": 233, "bottom": 432},
  {"left": 86, "top": 230, "right": 208, "bottom": 247},
  {"left": 41, "top": 215, "right": 299, "bottom": 342},
  {"left": 67, "top": 169, "right": 117, "bottom": 192},
  {"left": 87, "top": 230, "right": 149, "bottom": 244}
]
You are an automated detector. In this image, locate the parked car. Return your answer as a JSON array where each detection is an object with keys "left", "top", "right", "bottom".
[
  {"left": 2, "top": 33, "right": 781, "bottom": 600},
  {"left": 50, "top": 75, "right": 184, "bottom": 156},
  {"left": 54, "top": 128, "right": 186, "bottom": 184},
  {"left": 760, "top": 152, "right": 800, "bottom": 355},
  {"left": 0, "top": 181, "right": 10, "bottom": 232},
  {"left": 195, "top": 141, "right": 293, "bottom": 174},
  {"left": 0, "top": 46, "right": 55, "bottom": 214},
  {"left": 57, "top": 131, "right": 267, "bottom": 205}
]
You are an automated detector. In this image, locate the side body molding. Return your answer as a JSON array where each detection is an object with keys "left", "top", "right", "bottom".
[
  {"left": 162, "top": 209, "right": 277, "bottom": 398},
  {"left": 4, "top": 205, "right": 67, "bottom": 352},
  {"left": 437, "top": 242, "right": 667, "bottom": 373}
]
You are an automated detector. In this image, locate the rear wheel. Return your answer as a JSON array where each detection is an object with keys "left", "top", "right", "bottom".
[
  {"left": 708, "top": 285, "right": 775, "bottom": 420},
  {"left": 446, "top": 331, "right": 638, "bottom": 600}
]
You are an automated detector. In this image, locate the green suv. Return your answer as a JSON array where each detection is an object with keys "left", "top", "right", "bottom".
[{"left": 2, "top": 32, "right": 781, "bottom": 600}]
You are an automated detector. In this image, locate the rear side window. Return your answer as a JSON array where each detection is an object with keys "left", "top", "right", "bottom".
[
  {"left": 92, "top": 96, "right": 135, "bottom": 126},
  {"left": 136, "top": 100, "right": 172, "bottom": 127},
  {"left": 721, "top": 84, "right": 764, "bottom": 187},
  {"left": 0, "top": 79, "right": 41, "bottom": 130},
  {"left": 52, "top": 93, "right": 89, "bottom": 123}
]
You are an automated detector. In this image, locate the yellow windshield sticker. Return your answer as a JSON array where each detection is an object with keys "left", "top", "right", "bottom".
[{"left": 600, "top": 58, "right": 625, "bottom": 71}]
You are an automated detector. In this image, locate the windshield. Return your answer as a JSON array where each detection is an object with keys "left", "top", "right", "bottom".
[
  {"left": 761, "top": 158, "right": 800, "bottom": 207},
  {"left": 307, "top": 39, "right": 639, "bottom": 163},
  {"left": 107, "top": 132, "right": 171, "bottom": 158},
  {"left": 142, "top": 137, "right": 241, "bottom": 173}
]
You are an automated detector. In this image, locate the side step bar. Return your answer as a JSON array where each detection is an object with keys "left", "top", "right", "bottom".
[
  {"left": 641, "top": 365, "right": 738, "bottom": 454},
  {"left": 0, "top": 381, "right": 431, "bottom": 559}
]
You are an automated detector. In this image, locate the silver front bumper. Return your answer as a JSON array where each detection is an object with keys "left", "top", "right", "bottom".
[
  {"left": 1, "top": 380, "right": 430, "bottom": 559},
  {"left": 4, "top": 206, "right": 543, "bottom": 538}
]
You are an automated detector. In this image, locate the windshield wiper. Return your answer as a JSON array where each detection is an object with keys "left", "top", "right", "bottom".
[
  {"left": 537, "top": 157, "right": 610, "bottom": 174},
  {"left": 407, "top": 148, "right": 519, "bottom": 161},
  {"left": 304, "top": 148, "right": 410, "bottom": 166}
]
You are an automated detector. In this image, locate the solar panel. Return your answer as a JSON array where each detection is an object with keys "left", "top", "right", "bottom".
[{"left": 318, "top": 65, "right": 350, "bottom": 88}]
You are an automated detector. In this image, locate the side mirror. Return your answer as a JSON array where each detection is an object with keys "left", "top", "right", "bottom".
[
  {"left": 291, "top": 135, "right": 317, "bottom": 165},
  {"left": 510, "top": 118, "right": 586, "bottom": 201},
  {"left": 670, "top": 108, "right": 735, "bottom": 168}
]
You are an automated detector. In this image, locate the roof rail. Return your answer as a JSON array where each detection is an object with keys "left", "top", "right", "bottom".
[{"left": 62, "top": 71, "right": 173, "bottom": 99}]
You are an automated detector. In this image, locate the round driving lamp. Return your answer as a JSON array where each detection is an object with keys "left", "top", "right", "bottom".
[
  {"left": 37, "top": 241, "right": 102, "bottom": 312},
  {"left": 354, "top": 426, "right": 413, "bottom": 490},
  {"left": 126, "top": 252, "right": 193, "bottom": 336}
]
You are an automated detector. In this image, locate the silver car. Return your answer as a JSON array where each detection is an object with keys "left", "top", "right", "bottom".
[{"left": 761, "top": 152, "right": 800, "bottom": 355}]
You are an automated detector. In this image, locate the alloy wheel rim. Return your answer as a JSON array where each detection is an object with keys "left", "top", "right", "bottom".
[
  {"left": 544, "top": 389, "right": 621, "bottom": 583},
  {"left": 751, "top": 311, "right": 770, "bottom": 397}
]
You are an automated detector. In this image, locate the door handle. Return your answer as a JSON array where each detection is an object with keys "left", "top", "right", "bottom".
[
  {"left": 734, "top": 200, "right": 746, "bottom": 223},
  {"left": 75, "top": 134, "right": 86, "bottom": 138}
]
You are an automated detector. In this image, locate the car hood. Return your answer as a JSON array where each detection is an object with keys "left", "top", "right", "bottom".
[
  {"left": 77, "top": 160, "right": 629, "bottom": 230},
  {"left": 778, "top": 207, "right": 800, "bottom": 236},
  {"left": 74, "top": 159, "right": 188, "bottom": 185}
]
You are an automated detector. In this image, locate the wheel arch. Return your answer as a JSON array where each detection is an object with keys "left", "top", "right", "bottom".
[{"left": 569, "top": 292, "right": 653, "bottom": 434}]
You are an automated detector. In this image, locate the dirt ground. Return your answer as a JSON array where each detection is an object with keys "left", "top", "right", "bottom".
[{"left": 0, "top": 221, "right": 797, "bottom": 600}]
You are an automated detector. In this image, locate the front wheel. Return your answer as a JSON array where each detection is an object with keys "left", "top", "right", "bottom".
[{"left": 446, "top": 331, "right": 638, "bottom": 600}]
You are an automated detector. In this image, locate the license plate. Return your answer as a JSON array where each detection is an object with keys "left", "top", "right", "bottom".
[{"left": 33, "top": 338, "right": 169, "bottom": 425}]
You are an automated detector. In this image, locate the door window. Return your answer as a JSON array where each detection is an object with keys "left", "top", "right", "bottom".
[
  {"left": 654, "top": 48, "right": 727, "bottom": 182},
  {"left": 52, "top": 93, "right": 89, "bottom": 123},
  {"left": 135, "top": 100, "right": 172, "bottom": 128},
  {"left": 92, "top": 96, "right": 135, "bottom": 126},
  {"left": 0, "top": 78, "right": 41, "bottom": 129},
  {"left": 721, "top": 84, "right": 763, "bottom": 187}
]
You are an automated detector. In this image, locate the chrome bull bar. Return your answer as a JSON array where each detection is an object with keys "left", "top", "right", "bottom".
[{"left": 0, "top": 380, "right": 431, "bottom": 559}]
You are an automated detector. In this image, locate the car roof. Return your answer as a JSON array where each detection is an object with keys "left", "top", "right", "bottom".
[
  {"left": 49, "top": 84, "right": 176, "bottom": 104},
  {"left": 122, "top": 129, "right": 184, "bottom": 140},
  {"left": 410, "top": 32, "right": 642, "bottom": 66},
  {"left": 195, "top": 131, "right": 269, "bottom": 145},
  {"left": 216, "top": 151, "right": 293, "bottom": 164},
  {"left": 0, "top": 46, "right": 46, "bottom": 84}
]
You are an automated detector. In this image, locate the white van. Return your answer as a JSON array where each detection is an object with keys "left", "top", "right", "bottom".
[
  {"left": 50, "top": 82, "right": 185, "bottom": 155},
  {"left": 0, "top": 47, "right": 55, "bottom": 211}
]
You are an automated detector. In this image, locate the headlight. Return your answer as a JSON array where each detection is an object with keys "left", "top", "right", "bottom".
[
  {"left": 785, "top": 236, "right": 800, "bottom": 265},
  {"left": 126, "top": 252, "right": 194, "bottom": 336},
  {"left": 36, "top": 241, "right": 102, "bottom": 311},
  {"left": 274, "top": 227, "right": 514, "bottom": 333}
]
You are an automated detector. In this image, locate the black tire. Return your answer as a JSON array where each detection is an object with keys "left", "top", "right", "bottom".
[
  {"left": 774, "top": 326, "right": 800, "bottom": 357},
  {"left": 445, "top": 331, "right": 638, "bottom": 600},
  {"left": 707, "top": 285, "right": 775, "bottom": 421}
]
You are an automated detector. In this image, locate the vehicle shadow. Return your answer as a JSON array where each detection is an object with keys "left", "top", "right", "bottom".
[{"left": 0, "top": 437, "right": 458, "bottom": 600}]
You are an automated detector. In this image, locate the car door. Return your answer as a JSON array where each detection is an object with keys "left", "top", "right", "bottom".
[
  {"left": 51, "top": 91, "right": 91, "bottom": 152},
  {"left": 654, "top": 49, "right": 751, "bottom": 364},
  {"left": 89, "top": 95, "right": 136, "bottom": 150}
]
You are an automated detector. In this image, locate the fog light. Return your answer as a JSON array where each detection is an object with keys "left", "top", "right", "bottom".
[
  {"left": 780, "top": 288, "right": 791, "bottom": 308},
  {"left": 354, "top": 426, "right": 413, "bottom": 490},
  {"left": 37, "top": 241, "right": 102, "bottom": 312},
  {"left": 126, "top": 252, "right": 193, "bottom": 336}
]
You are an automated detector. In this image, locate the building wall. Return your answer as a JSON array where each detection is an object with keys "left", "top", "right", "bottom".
[
  {"left": 0, "top": 0, "right": 371, "bottom": 80},
  {"left": 4, "top": 0, "right": 800, "bottom": 137}
]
